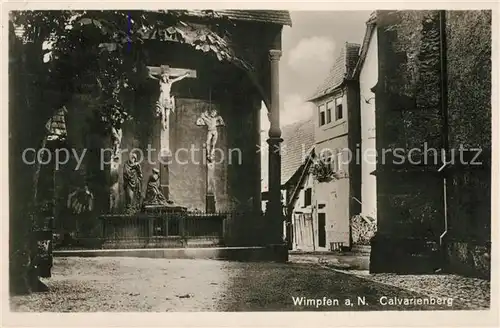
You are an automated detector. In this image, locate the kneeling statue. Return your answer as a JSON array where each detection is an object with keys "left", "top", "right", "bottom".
[{"left": 143, "top": 168, "right": 170, "bottom": 206}]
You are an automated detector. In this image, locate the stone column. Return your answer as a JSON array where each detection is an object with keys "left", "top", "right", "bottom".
[
  {"left": 253, "top": 96, "right": 263, "bottom": 213},
  {"left": 267, "top": 49, "right": 284, "bottom": 244}
]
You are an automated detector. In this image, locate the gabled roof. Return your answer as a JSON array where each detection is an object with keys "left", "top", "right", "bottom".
[
  {"left": 352, "top": 11, "right": 377, "bottom": 79},
  {"left": 281, "top": 119, "right": 315, "bottom": 185},
  {"left": 308, "top": 42, "right": 361, "bottom": 102},
  {"left": 186, "top": 10, "right": 292, "bottom": 26}
]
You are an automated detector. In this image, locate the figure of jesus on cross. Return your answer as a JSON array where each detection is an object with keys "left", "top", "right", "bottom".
[
  {"left": 196, "top": 107, "right": 225, "bottom": 162},
  {"left": 148, "top": 65, "right": 195, "bottom": 130}
]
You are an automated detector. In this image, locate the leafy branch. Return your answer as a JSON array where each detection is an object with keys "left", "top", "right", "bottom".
[
  {"left": 11, "top": 10, "right": 251, "bottom": 131},
  {"left": 310, "top": 158, "right": 340, "bottom": 183}
]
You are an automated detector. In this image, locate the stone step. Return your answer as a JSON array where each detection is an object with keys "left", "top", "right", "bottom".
[{"left": 53, "top": 245, "right": 289, "bottom": 262}]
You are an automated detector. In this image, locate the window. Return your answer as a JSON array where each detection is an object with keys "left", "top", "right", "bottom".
[
  {"left": 336, "top": 104, "right": 343, "bottom": 120},
  {"left": 326, "top": 101, "right": 333, "bottom": 124},
  {"left": 318, "top": 105, "right": 326, "bottom": 126},
  {"left": 304, "top": 188, "right": 312, "bottom": 207},
  {"left": 335, "top": 97, "right": 344, "bottom": 121}
]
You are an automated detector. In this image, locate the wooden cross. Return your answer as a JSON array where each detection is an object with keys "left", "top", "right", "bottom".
[
  {"left": 147, "top": 65, "right": 197, "bottom": 79},
  {"left": 147, "top": 64, "right": 197, "bottom": 150},
  {"left": 147, "top": 64, "right": 197, "bottom": 202}
]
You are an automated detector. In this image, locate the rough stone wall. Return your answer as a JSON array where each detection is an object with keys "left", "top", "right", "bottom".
[
  {"left": 373, "top": 10, "right": 491, "bottom": 276},
  {"left": 446, "top": 11, "right": 491, "bottom": 150},
  {"left": 446, "top": 241, "right": 490, "bottom": 279},
  {"left": 377, "top": 11, "right": 443, "bottom": 150},
  {"left": 376, "top": 171, "right": 444, "bottom": 237},
  {"left": 445, "top": 11, "right": 491, "bottom": 245},
  {"left": 375, "top": 10, "right": 444, "bottom": 238},
  {"left": 444, "top": 11, "right": 491, "bottom": 276}
]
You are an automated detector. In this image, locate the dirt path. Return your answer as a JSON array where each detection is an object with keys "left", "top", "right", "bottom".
[{"left": 10, "top": 257, "right": 480, "bottom": 312}]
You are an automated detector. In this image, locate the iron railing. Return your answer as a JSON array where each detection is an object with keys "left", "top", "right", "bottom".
[{"left": 54, "top": 211, "right": 228, "bottom": 250}]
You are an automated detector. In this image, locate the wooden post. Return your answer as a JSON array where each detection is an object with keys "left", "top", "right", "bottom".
[
  {"left": 147, "top": 65, "right": 197, "bottom": 202},
  {"left": 206, "top": 162, "right": 216, "bottom": 213}
]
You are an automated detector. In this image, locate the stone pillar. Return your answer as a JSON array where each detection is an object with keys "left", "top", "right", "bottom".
[
  {"left": 267, "top": 49, "right": 284, "bottom": 244},
  {"left": 253, "top": 96, "right": 263, "bottom": 213}
]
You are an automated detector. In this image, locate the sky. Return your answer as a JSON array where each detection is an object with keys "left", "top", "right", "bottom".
[
  {"left": 260, "top": 10, "right": 372, "bottom": 132},
  {"left": 260, "top": 10, "right": 371, "bottom": 190}
]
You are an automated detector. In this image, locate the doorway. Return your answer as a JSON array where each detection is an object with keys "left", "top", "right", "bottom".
[{"left": 318, "top": 212, "right": 326, "bottom": 248}]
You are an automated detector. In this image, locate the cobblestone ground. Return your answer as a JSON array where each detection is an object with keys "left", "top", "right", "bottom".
[
  {"left": 10, "top": 257, "right": 484, "bottom": 312},
  {"left": 345, "top": 270, "right": 490, "bottom": 310},
  {"left": 289, "top": 254, "right": 490, "bottom": 310}
]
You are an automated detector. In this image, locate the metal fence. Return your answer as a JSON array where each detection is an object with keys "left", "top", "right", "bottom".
[{"left": 54, "top": 211, "right": 228, "bottom": 250}]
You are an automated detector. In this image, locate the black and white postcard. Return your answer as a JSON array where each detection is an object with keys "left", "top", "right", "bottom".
[{"left": 2, "top": 3, "right": 498, "bottom": 328}]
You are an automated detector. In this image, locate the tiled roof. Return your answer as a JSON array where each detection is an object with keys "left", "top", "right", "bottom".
[
  {"left": 309, "top": 42, "right": 361, "bottom": 101},
  {"left": 281, "top": 119, "right": 315, "bottom": 185},
  {"left": 219, "top": 10, "right": 292, "bottom": 26},
  {"left": 353, "top": 12, "right": 377, "bottom": 79},
  {"left": 186, "top": 10, "right": 292, "bottom": 26}
]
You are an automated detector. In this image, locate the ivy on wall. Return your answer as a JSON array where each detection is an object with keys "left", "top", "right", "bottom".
[
  {"left": 382, "top": 11, "right": 443, "bottom": 150},
  {"left": 310, "top": 159, "right": 341, "bottom": 183},
  {"left": 446, "top": 10, "right": 491, "bottom": 149}
]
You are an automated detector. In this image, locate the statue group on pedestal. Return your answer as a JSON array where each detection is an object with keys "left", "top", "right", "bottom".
[
  {"left": 122, "top": 153, "right": 171, "bottom": 212},
  {"left": 117, "top": 64, "right": 226, "bottom": 213}
]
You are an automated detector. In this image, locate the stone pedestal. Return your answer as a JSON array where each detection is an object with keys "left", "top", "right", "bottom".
[{"left": 143, "top": 204, "right": 187, "bottom": 214}]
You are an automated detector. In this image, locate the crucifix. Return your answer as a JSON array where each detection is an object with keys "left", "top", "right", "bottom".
[
  {"left": 147, "top": 65, "right": 197, "bottom": 134},
  {"left": 196, "top": 98, "right": 225, "bottom": 213},
  {"left": 147, "top": 64, "right": 197, "bottom": 201}
]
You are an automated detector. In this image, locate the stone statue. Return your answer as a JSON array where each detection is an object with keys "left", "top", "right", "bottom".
[
  {"left": 123, "top": 153, "right": 143, "bottom": 211},
  {"left": 67, "top": 184, "right": 94, "bottom": 237},
  {"left": 109, "top": 161, "right": 120, "bottom": 212},
  {"left": 67, "top": 184, "right": 94, "bottom": 215},
  {"left": 196, "top": 108, "right": 225, "bottom": 162},
  {"left": 110, "top": 121, "right": 123, "bottom": 159},
  {"left": 143, "top": 168, "right": 170, "bottom": 206},
  {"left": 148, "top": 66, "right": 190, "bottom": 131}
]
